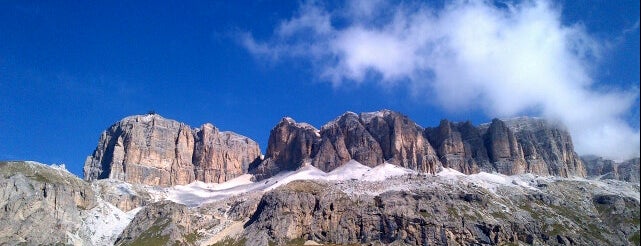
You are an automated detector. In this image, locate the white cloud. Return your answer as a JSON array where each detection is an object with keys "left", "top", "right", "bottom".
[{"left": 242, "top": 0, "right": 640, "bottom": 160}]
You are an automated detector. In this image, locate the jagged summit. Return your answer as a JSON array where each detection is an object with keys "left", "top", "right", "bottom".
[
  {"left": 279, "top": 116, "right": 319, "bottom": 134},
  {"left": 86, "top": 110, "right": 588, "bottom": 186},
  {"left": 253, "top": 109, "right": 586, "bottom": 180}
]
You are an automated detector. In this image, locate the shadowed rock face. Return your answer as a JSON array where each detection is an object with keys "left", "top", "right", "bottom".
[
  {"left": 84, "top": 114, "right": 261, "bottom": 186},
  {"left": 425, "top": 120, "right": 490, "bottom": 174},
  {"left": 583, "top": 156, "right": 640, "bottom": 183},
  {"left": 484, "top": 119, "right": 527, "bottom": 175},
  {"left": 312, "top": 112, "right": 385, "bottom": 171},
  {"left": 254, "top": 111, "right": 586, "bottom": 180},
  {"left": 426, "top": 117, "right": 586, "bottom": 177},
  {"left": 252, "top": 110, "right": 441, "bottom": 178},
  {"left": 251, "top": 117, "right": 321, "bottom": 181}
]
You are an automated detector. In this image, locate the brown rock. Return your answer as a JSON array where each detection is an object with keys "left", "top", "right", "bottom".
[
  {"left": 84, "top": 114, "right": 261, "bottom": 186},
  {"left": 425, "top": 120, "right": 488, "bottom": 174},
  {"left": 312, "top": 112, "right": 383, "bottom": 171},
  {"left": 360, "top": 110, "right": 440, "bottom": 174},
  {"left": 193, "top": 123, "right": 261, "bottom": 183},
  {"left": 251, "top": 118, "right": 321, "bottom": 180},
  {"left": 253, "top": 110, "right": 441, "bottom": 178}
]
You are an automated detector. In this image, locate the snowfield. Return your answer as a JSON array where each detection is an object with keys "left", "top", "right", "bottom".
[
  {"left": 166, "top": 160, "right": 417, "bottom": 207},
  {"left": 163, "top": 160, "right": 639, "bottom": 207}
]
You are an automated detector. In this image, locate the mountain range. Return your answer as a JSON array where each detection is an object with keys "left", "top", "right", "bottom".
[{"left": 1, "top": 110, "right": 639, "bottom": 245}]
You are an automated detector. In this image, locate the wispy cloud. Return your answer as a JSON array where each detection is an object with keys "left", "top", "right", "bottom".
[{"left": 241, "top": 0, "right": 640, "bottom": 160}]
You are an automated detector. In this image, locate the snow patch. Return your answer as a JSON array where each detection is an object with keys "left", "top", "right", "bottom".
[
  {"left": 362, "top": 163, "right": 415, "bottom": 181},
  {"left": 167, "top": 160, "right": 418, "bottom": 207},
  {"left": 359, "top": 110, "right": 390, "bottom": 124},
  {"left": 81, "top": 198, "right": 141, "bottom": 246},
  {"left": 326, "top": 160, "right": 371, "bottom": 180}
]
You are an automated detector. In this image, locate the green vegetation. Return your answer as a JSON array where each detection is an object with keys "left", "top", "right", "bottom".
[
  {"left": 419, "top": 209, "right": 431, "bottom": 218},
  {"left": 126, "top": 218, "right": 170, "bottom": 246},
  {"left": 0, "top": 161, "right": 84, "bottom": 186},
  {"left": 446, "top": 207, "right": 458, "bottom": 217},
  {"left": 285, "top": 238, "right": 306, "bottom": 245},
  {"left": 210, "top": 237, "right": 247, "bottom": 246},
  {"left": 549, "top": 223, "right": 565, "bottom": 236},
  {"left": 629, "top": 231, "right": 640, "bottom": 246},
  {"left": 518, "top": 203, "right": 540, "bottom": 220},
  {"left": 184, "top": 231, "right": 202, "bottom": 245},
  {"left": 490, "top": 211, "right": 508, "bottom": 220},
  {"left": 283, "top": 180, "right": 327, "bottom": 195}
]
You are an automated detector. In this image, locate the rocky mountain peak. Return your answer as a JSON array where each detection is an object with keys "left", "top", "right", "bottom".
[
  {"left": 252, "top": 110, "right": 441, "bottom": 178},
  {"left": 359, "top": 109, "right": 395, "bottom": 123},
  {"left": 254, "top": 111, "right": 587, "bottom": 180},
  {"left": 84, "top": 115, "right": 261, "bottom": 186}
]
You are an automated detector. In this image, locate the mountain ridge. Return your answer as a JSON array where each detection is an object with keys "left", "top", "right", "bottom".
[{"left": 251, "top": 110, "right": 587, "bottom": 181}]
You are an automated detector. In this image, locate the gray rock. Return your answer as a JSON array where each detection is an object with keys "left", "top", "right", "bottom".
[
  {"left": 0, "top": 161, "right": 97, "bottom": 245},
  {"left": 115, "top": 200, "right": 219, "bottom": 246},
  {"left": 312, "top": 111, "right": 384, "bottom": 171},
  {"left": 425, "top": 120, "right": 490, "bottom": 174},
  {"left": 583, "top": 156, "right": 640, "bottom": 183},
  {"left": 243, "top": 177, "right": 640, "bottom": 246},
  {"left": 504, "top": 117, "right": 586, "bottom": 177}
]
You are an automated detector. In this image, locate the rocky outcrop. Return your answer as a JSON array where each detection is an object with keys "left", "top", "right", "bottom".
[
  {"left": 243, "top": 178, "right": 640, "bottom": 246},
  {"left": 503, "top": 117, "right": 586, "bottom": 177},
  {"left": 84, "top": 114, "right": 261, "bottom": 186},
  {"left": 312, "top": 112, "right": 385, "bottom": 171},
  {"left": 426, "top": 117, "right": 585, "bottom": 177},
  {"left": 93, "top": 179, "right": 162, "bottom": 212},
  {"left": 483, "top": 118, "right": 528, "bottom": 175},
  {"left": 359, "top": 110, "right": 440, "bottom": 173},
  {"left": 115, "top": 200, "right": 219, "bottom": 246},
  {"left": 114, "top": 193, "right": 263, "bottom": 246},
  {"left": 254, "top": 111, "right": 585, "bottom": 180},
  {"left": 251, "top": 110, "right": 441, "bottom": 179},
  {"left": 193, "top": 123, "right": 262, "bottom": 183},
  {"left": 583, "top": 156, "right": 640, "bottom": 183},
  {"left": 0, "top": 161, "right": 97, "bottom": 245},
  {"left": 425, "top": 120, "right": 490, "bottom": 174},
  {"left": 251, "top": 117, "right": 320, "bottom": 180}
]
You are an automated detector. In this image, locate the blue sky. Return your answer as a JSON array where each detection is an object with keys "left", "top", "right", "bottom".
[{"left": 1, "top": 0, "right": 639, "bottom": 177}]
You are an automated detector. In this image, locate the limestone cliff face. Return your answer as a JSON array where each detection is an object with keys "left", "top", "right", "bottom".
[
  {"left": 252, "top": 110, "right": 441, "bottom": 178},
  {"left": 255, "top": 111, "right": 586, "bottom": 180},
  {"left": 0, "top": 161, "right": 97, "bottom": 245},
  {"left": 193, "top": 123, "right": 262, "bottom": 183},
  {"left": 425, "top": 120, "right": 490, "bottom": 174},
  {"left": 251, "top": 117, "right": 321, "bottom": 180},
  {"left": 583, "top": 156, "right": 640, "bottom": 183},
  {"left": 427, "top": 117, "right": 585, "bottom": 177},
  {"left": 312, "top": 112, "right": 385, "bottom": 171},
  {"left": 360, "top": 110, "right": 440, "bottom": 173},
  {"left": 84, "top": 114, "right": 261, "bottom": 186},
  {"left": 483, "top": 119, "right": 528, "bottom": 175},
  {"left": 502, "top": 117, "right": 586, "bottom": 177}
]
